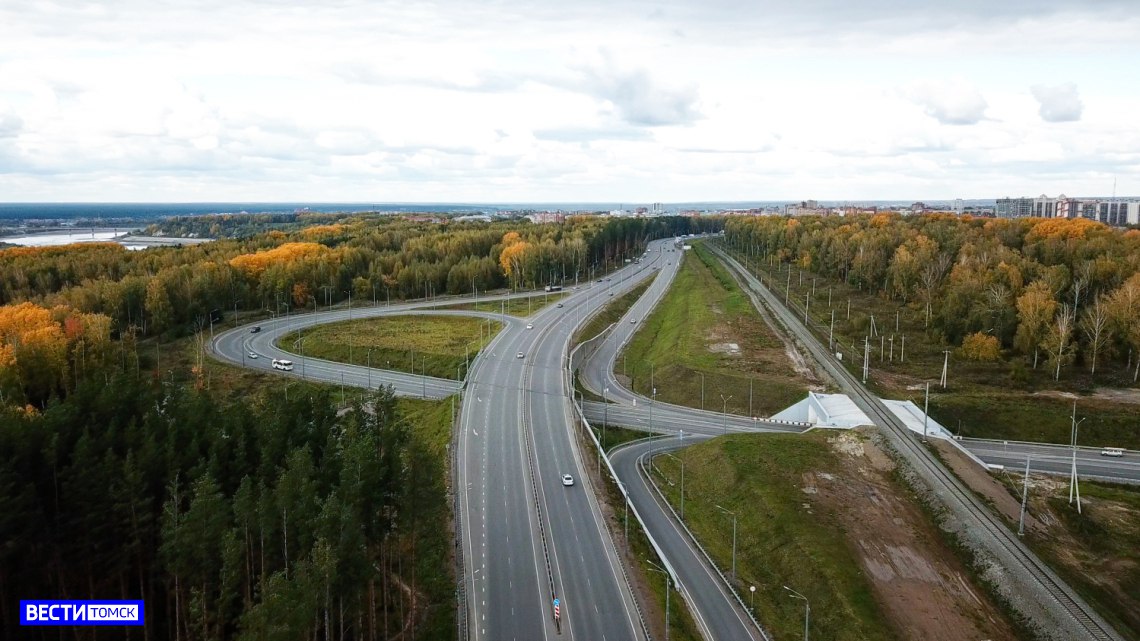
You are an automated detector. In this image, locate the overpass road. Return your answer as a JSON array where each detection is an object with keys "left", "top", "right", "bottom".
[{"left": 580, "top": 402, "right": 1140, "bottom": 483}]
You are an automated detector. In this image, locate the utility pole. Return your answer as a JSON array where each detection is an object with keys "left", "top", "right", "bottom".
[
  {"left": 940, "top": 350, "right": 951, "bottom": 388},
  {"left": 720, "top": 394, "right": 733, "bottom": 435},
  {"left": 1069, "top": 401, "right": 1084, "bottom": 514},
  {"left": 901, "top": 335, "right": 906, "bottom": 362},
  {"left": 862, "top": 337, "right": 870, "bottom": 383},
  {"left": 889, "top": 336, "right": 894, "bottom": 362},
  {"left": 829, "top": 309, "right": 835, "bottom": 350},
  {"left": 1018, "top": 456, "right": 1031, "bottom": 536},
  {"left": 785, "top": 268, "right": 791, "bottom": 306},
  {"left": 922, "top": 382, "right": 930, "bottom": 443}
]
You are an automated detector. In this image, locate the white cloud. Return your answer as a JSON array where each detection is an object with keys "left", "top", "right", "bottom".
[
  {"left": 571, "top": 53, "right": 702, "bottom": 126},
  {"left": 0, "top": 1, "right": 1138, "bottom": 200},
  {"left": 905, "top": 79, "right": 989, "bottom": 125},
  {"left": 1030, "top": 83, "right": 1083, "bottom": 122}
]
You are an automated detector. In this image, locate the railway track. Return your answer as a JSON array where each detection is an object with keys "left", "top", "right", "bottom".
[{"left": 711, "top": 243, "right": 1123, "bottom": 641}]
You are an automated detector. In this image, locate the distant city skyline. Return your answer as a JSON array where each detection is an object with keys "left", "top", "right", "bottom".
[{"left": 1, "top": 1, "right": 1138, "bottom": 202}]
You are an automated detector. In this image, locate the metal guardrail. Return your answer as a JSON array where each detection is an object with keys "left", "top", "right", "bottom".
[{"left": 639, "top": 446, "right": 773, "bottom": 641}]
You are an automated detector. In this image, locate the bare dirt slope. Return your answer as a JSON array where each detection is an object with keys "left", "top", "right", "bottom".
[{"left": 814, "top": 431, "right": 1020, "bottom": 641}]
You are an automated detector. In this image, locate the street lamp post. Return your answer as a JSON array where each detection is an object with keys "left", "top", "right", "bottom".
[
  {"left": 601, "top": 387, "right": 610, "bottom": 473},
  {"left": 700, "top": 373, "right": 705, "bottom": 411},
  {"left": 716, "top": 504, "right": 737, "bottom": 578},
  {"left": 664, "top": 452, "right": 684, "bottom": 519},
  {"left": 650, "top": 388, "right": 657, "bottom": 432},
  {"left": 366, "top": 348, "right": 373, "bottom": 389},
  {"left": 645, "top": 559, "right": 672, "bottom": 641},
  {"left": 720, "top": 394, "right": 733, "bottom": 435},
  {"left": 784, "top": 586, "right": 810, "bottom": 641}
]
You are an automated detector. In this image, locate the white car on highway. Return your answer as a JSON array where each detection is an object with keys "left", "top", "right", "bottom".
[
  {"left": 247, "top": 351, "right": 258, "bottom": 359},
  {"left": 516, "top": 351, "right": 524, "bottom": 359},
  {"left": 562, "top": 474, "right": 574, "bottom": 487},
  {"left": 1101, "top": 447, "right": 1125, "bottom": 457},
  {"left": 526, "top": 323, "right": 533, "bottom": 329}
]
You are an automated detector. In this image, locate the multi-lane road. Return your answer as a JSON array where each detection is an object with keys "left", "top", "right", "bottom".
[
  {"left": 212, "top": 234, "right": 1135, "bottom": 641},
  {"left": 214, "top": 245, "right": 677, "bottom": 640}
]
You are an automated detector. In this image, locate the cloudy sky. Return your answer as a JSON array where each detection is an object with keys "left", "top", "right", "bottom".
[{"left": 1, "top": 0, "right": 1139, "bottom": 202}]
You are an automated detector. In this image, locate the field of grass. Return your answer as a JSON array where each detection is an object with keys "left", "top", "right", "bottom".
[
  {"left": 620, "top": 244, "right": 810, "bottom": 417},
  {"left": 721, "top": 243, "right": 1140, "bottom": 448},
  {"left": 653, "top": 433, "right": 895, "bottom": 641},
  {"left": 442, "top": 290, "right": 568, "bottom": 316},
  {"left": 285, "top": 315, "right": 501, "bottom": 380},
  {"left": 931, "top": 392, "right": 1140, "bottom": 450}
]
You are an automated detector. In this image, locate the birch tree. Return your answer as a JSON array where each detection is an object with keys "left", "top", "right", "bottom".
[
  {"left": 1042, "top": 304, "right": 1076, "bottom": 381},
  {"left": 1080, "top": 295, "right": 1111, "bottom": 375}
]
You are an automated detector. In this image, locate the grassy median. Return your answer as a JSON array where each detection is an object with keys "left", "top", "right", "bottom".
[
  {"left": 285, "top": 315, "right": 500, "bottom": 380},
  {"left": 575, "top": 278, "right": 655, "bottom": 344},
  {"left": 654, "top": 432, "right": 1021, "bottom": 641},
  {"left": 620, "top": 244, "right": 811, "bottom": 417},
  {"left": 442, "top": 291, "right": 568, "bottom": 316}
]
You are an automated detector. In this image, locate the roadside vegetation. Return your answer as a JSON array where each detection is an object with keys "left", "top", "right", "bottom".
[
  {"left": 654, "top": 432, "right": 1019, "bottom": 641},
  {"left": 287, "top": 315, "right": 500, "bottom": 380},
  {"left": 620, "top": 244, "right": 813, "bottom": 418},
  {"left": 722, "top": 214, "right": 1140, "bottom": 448},
  {"left": 441, "top": 290, "right": 568, "bottom": 316}
]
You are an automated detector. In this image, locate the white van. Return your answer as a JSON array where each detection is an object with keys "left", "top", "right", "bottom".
[
  {"left": 1100, "top": 447, "right": 1125, "bottom": 457},
  {"left": 272, "top": 359, "right": 294, "bottom": 371}
]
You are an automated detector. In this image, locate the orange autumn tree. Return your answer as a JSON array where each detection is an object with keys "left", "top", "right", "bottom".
[
  {"left": 0, "top": 301, "right": 111, "bottom": 405},
  {"left": 229, "top": 242, "right": 329, "bottom": 277}
]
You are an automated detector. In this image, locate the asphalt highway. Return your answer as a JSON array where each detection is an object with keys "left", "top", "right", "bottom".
[
  {"left": 610, "top": 436, "right": 768, "bottom": 641},
  {"left": 213, "top": 276, "right": 663, "bottom": 640},
  {"left": 960, "top": 438, "right": 1140, "bottom": 484},
  {"left": 459, "top": 245, "right": 684, "bottom": 641}
]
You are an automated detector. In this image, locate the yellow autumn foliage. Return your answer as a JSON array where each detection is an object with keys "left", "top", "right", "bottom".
[{"left": 229, "top": 242, "right": 329, "bottom": 276}]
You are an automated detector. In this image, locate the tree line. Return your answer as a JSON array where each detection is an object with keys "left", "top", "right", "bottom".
[
  {"left": 725, "top": 214, "right": 1140, "bottom": 381},
  {"left": 0, "top": 216, "right": 720, "bottom": 408}
]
